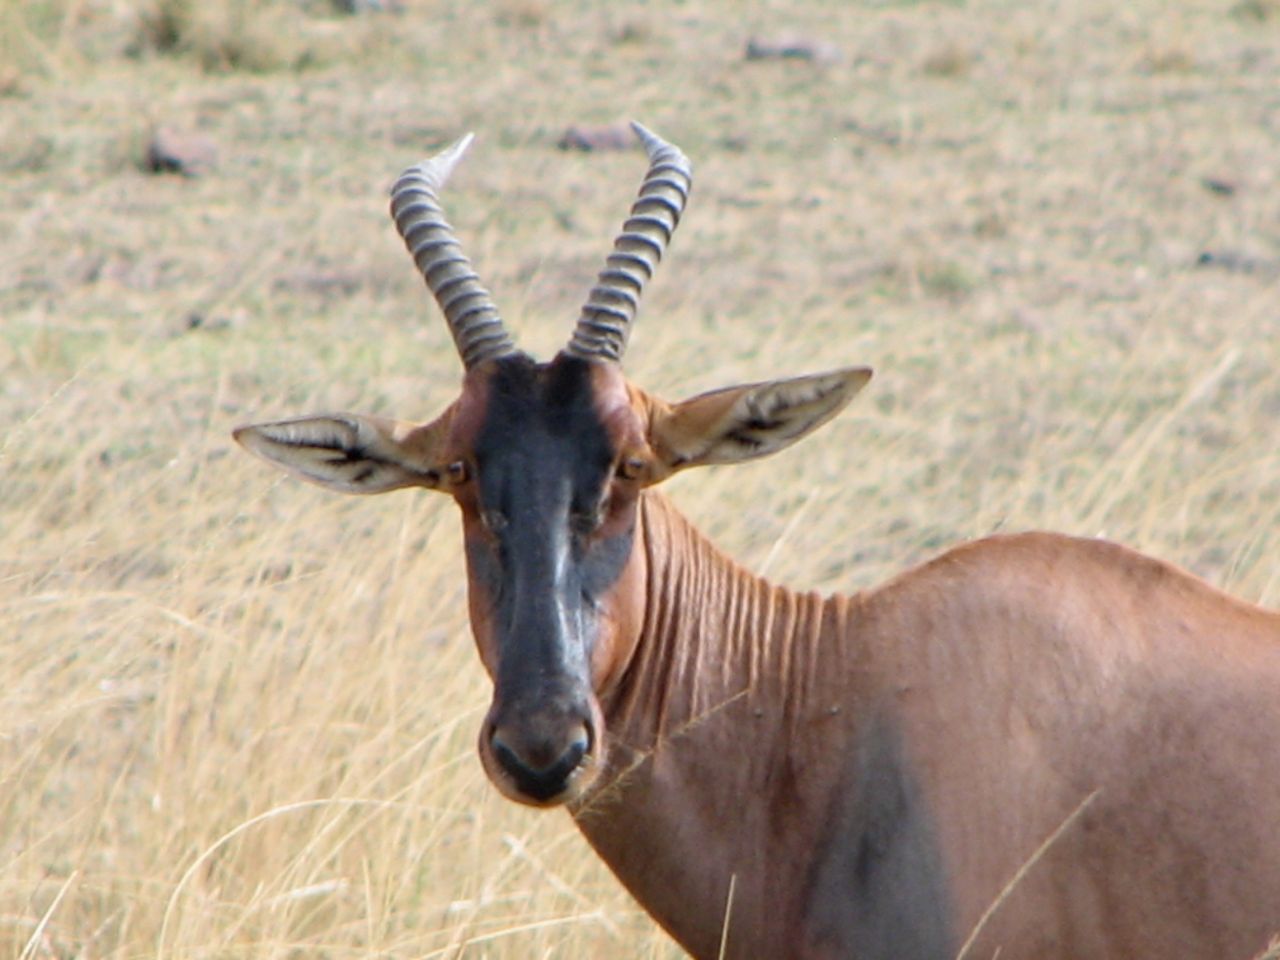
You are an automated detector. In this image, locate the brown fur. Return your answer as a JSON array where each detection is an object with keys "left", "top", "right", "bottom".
[
  {"left": 573, "top": 491, "right": 1280, "bottom": 959},
  {"left": 237, "top": 361, "right": 1280, "bottom": 958}
]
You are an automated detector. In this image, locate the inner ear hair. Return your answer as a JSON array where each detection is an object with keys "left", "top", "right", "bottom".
[
  {"left": 234, "top": 412, "right": 450, "bottom": 495},
  {"left": 651, "top": 366, "right": 872, "bottom": 472}
]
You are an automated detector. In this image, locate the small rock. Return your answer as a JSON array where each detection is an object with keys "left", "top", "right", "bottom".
[
  {"left": 557, "top": 122, "right": 637, "bottom": 152},
  {"left": 745, "top": 35, "right": 843, "bottom": 65},
  {"left": 1195, "top": 250, "right": 1277, "bottom": 275},
  {"left": 1200, "top": 176, "right": 1239, "bottom": 197},
  {"left": 145, "top": 127, "right": 218, "bottom": 177},
  {"left": 333, "top": 0, "right": 403, "bottom": 12},
  {"left": 182, "top": 311, "right": 235, "bottom": 332}
]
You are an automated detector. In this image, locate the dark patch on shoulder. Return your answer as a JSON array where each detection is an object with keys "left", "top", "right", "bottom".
[
  {"left": 802, "top": 712, "right": 953, "bottom": 959},
  {"left": 766, "top": 753, "right": 803, "bottom": 836}
]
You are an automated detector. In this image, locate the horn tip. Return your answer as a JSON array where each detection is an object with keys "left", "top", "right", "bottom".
[
  {"left": 424, "top": 132, "right": 476, "bottom": 177},
  {"left": 391, "top": 132, "right": 477, "bottom": 194},
  {"left": 629, "top": 122, "right": 690, "bottom": 173},
  {"left": 630, "top": 121, "right": 660, "bottom": 148},
  {"left": 439, "top": 131, "right": 476, "bottom": 166}
]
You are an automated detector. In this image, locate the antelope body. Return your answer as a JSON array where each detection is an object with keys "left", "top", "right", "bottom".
[{"left": 235, "top": 126, "right": 1280, "bottom": 959}]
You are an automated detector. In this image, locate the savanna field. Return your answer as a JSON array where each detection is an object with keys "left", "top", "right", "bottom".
[{"left": 1, "top": 0, "right": 1278, "bottom": 956}]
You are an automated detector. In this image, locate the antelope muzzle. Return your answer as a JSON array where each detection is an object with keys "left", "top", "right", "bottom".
[{"left": 481, "top": 684, "right": 604, "bottom": 805}]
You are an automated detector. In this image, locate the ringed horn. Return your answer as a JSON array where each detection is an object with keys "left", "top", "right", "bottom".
[
  {"left": 565, "top": 122, "right": 693, "bottom": 362},
  {"left": 391, "top": 122, "right": 690, "bottom": 368},
  {"left": 389, "top": 134, "right": 518, "bottom": 370}
]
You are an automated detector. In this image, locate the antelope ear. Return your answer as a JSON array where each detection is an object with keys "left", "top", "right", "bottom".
[
  {"left": 233, "top": 411, "right": 452, "bottom": 494},
  {"left": 649, "top": 367, "right": 872, "bottom": 475}
]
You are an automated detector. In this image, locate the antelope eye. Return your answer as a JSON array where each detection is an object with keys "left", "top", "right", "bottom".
[
  {"left": 446, "top": 460, "right": 469, "bottom": 484},
  {"left": 618, "top": 456, "right": 646, "bottom": 480}
]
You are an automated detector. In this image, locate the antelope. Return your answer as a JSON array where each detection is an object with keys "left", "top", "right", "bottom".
[{"left": 234, "top": 125, "right": 1280, "bottom": 959}]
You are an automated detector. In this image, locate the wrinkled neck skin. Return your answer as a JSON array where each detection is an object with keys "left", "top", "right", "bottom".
[{"left": 569, "top": 490, "right": 865, "bottom": 959}]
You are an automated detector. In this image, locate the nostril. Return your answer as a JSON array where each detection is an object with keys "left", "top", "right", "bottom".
[
  {"left": 489, "top": 729, "right": 525, "bottom": 778},
  {"left": 561, "top": 725, "right": 589, "bottom": 769},
  {"left": 490, "top": 722, "right": 590, "bottom": 773},
  {"left": 569, "top": 716, "right": 592, "bottom": 756}
]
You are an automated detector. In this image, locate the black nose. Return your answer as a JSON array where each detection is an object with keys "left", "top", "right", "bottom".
[{"left": 489, "top": 718, "right": 592, "bottom": 803}]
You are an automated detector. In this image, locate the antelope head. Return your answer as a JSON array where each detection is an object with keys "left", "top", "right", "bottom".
[{"left": 234, "top": 125, "right": 872, "bottom": 807}]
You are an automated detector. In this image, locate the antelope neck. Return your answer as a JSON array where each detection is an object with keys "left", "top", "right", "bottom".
[
  {"left": 604, "top": 489, "right": 852, "bottom": 749},
  {"left": 569, "top": 491, "right": 867, "bottom": 957}
]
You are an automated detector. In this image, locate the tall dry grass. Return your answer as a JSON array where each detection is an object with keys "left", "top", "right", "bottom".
[{"left": 1, "top": 0, "right": 1277, "bottom": 956}]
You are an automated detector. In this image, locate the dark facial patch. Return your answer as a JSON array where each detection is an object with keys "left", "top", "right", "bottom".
[{"left": 468, "top": 354, "right": 636, "bottom": 696}]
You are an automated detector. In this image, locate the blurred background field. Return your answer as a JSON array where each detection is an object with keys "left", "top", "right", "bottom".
[{"left": 1, "top": 0, "right": 1277, "bottom": 956}]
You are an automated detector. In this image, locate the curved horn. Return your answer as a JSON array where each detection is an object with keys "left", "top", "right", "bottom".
[
  {"left": 390, "top": 134, "right": 518, "bottom": 370},
  {"left": 563, "top": 122, "right": 692, "bottom": 363}
]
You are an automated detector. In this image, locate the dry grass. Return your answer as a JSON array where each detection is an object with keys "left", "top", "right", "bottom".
[{"left": 1, "top": 0, "right": 1277, "bottom": 956}]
